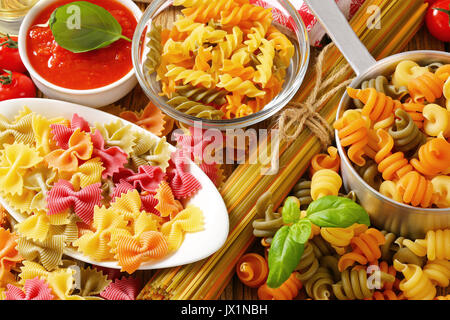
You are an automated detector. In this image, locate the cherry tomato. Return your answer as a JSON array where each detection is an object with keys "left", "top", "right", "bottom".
[
  {"left": 425, "top": 0, "right": 450, "bottom": 42},
  {"left": 0, "top": 70, "right": 36, "bottom": 101},
  {"left": 0, "top": 35, "right": 26, "bottom": 74}
]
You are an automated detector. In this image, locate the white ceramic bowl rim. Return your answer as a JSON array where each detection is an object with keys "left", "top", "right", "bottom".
[
  {"left": 336, "top": 50, "right": 450, "bottom": 213},
  {"left": 18, "top": 0, "right": 143, "bottom": 95},
  {"left": 131, "top": 0, "right": 311, "bottom": 129}
]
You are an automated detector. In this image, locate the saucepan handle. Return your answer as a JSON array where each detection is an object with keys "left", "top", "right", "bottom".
[{"left": 304, "top": 0, "right": 377, "bottom": 76}]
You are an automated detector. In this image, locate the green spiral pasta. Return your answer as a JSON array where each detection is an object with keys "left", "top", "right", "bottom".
[
  {"left": 353, "top": 75, "right": 408, "bottom": 108},
  {"left": 296, "top": 242, "right": 320, "bottom": 282},
  {"left": 252, "top": 191, "right": 283, "bottom": 243},
  {"left": 309, "top": 235, "right": 334, "bottom": 258},
  {"left": 319, "top": 255, "right": 341, "bottom": 282},
  {"left": 167, "top": 96, "right": 224, "bottom": 120},
  {"left": 380, "top": 230, "right": 426, "bottom": 267},
  {"left": 333, "top": 268, "right": 395, "bottom": 300},
  {"left": 355, "top": 160, "right": 382, "bottom": 190},
  {"left": 291, "top": 179, "right": 313, "bottom": 210},
  {"left": 175, "top": 84, "right": 227, "bottom": 106},
  {"left": 389, "top": 108, "right": 426, "bottom": 153},
  {"left": 144, "top": 23, "right": 163, "bottom": 77},
  {"left": 304, "top": 267, "right": 335, "bottom": 300}
]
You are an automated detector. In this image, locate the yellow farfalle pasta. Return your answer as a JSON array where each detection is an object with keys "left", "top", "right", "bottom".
[
  {"left": 311, "top": 169, "right": 342, "bottom": 200},
  {"left": 32, "top": 113, "right": 67, "bottom": 156},
  {"left": 161, "top": 205, "right": 204, "bottom": 252},
  {"left": 16, "top": 234, "right": 65, "bottom": 271},
  {"left": 94, "top": 120, "right": 137, "bottom": 154},
  {"left": 0, "top": 110, "right": 35, "bottom": 146},
  {"left": 73, "top": 206, "right": 129, "bottom": 261},
  {"left": 129, "top": 134, "right": 172, "bottom": 172},
  {"left": 69, "top": 158, "right": 104, "bottom": 190}
]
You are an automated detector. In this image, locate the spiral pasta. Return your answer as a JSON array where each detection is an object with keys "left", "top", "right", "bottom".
[
  {"left": 393, "top": 260, "right": 436, "bottom": 300},
  {"left": 338, "top": 228, "right": 386, "bottom": 271},
  {"left": 220, "top": 3, "right": 272, "bottom": 26},
  {"left": 310, "top": 169, "right": 342, "bottom": 201},
  {"left": 309, "top": 146, "right": 340, "bottom": 177},
  {"left": 144, "top": 23, "right": 163, "bottom": 77},
  {"left": 423, "top": 104, "right": 450, "bottom": 137},
  {"left": 388, "top": 108, "right": 426, "bottom": 153},
  {"left": 410, "top": 137, "right": 450, "bottom": 176},
  {"left": 423, "top": 259, "right": 450, "bottom": 288},
  {"left": 257, "top": 272, "right": 302, "bottom": 300},
  {"left": 408, "top": 71, "right": 444, "bottom": 103},
  {"left": 333, "top": 109, "right": 369, "bottom": 166},
  {"left": 236, "top": 253, "right": 268, "bottom": 288},
  {"left": 295, "top": 242, "right": 320, "bottom": 282},
  {"left": 392, "top": 60, "right": 429, "bottom": 88},
  {"left": 355, "top": 160, "right": 382, "bottom": 190},
  {"left": 396, "top": 171, "right": 434, "bottom": 208},
  {"left": 167, "top": 96, "right": 224, "bottom": 120},
  {"left": 332, "top": 267, "right": 394, "bottom": 300},
  {"left": 217, "top": 74, "right": 266, "bottom": 98},
  {"left": 402, "top": 229, "right": 450, "bottom": 261},
  {"left": 431, "top": 176, "right": 450, "bottom": 208},
  {"left": 347, "top": 87, "right": 403, "bottom": 124},
  {"left": 320, "top": 224, "right": 368, "bottom": 255},
  {"left": 252, "top": 191, "right": 283, "bottom": 243}
]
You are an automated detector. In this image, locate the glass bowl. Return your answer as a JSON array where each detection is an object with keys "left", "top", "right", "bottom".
[
  {"left": 132, "top": 0, "right": 310, "bottom": 130},
  {"left": 0, "top": 0, "right": 39, "bottom": 35}
]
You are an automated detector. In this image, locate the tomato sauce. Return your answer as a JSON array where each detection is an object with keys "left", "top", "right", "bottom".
[{"left": 26, "top": 0, "right": 137, "bottom": 90}]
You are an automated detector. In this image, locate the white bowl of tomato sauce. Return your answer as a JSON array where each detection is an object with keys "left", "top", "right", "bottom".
[{"left": 18, "top": 0, "right": 142, "bottom": 107}]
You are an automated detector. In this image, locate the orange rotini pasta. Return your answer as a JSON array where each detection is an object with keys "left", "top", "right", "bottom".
[
  {"left": 257, "top": 272, "right": 302, "bottom": 300},
  {"left": 309, "top": 146, "right": 341, "bottom": 177},
  {"left": 236, "top": 253, "right": 268, "bottom": 288}
]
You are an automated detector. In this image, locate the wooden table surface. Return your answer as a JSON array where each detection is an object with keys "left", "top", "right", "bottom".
[{"left": 9, "top": 0, "right": 449, "bottom": 300}]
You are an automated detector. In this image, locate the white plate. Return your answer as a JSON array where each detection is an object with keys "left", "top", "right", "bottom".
[{"left": 0, "top": 98, "right": 229, "bottom": 270}]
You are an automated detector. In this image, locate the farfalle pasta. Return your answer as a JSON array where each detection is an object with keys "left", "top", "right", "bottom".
[
  {"left": 336, "top": 60, "right": 450, "bottom": 208},
  {"left": 0, "top": 108, "right": 205, "bottom": 276},
  {"left": 144, "top": 0, "right": 294, "bottom": 120}
]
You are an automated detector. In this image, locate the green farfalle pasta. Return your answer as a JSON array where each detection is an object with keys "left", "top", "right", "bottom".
[
  {"left": 94, "top": 120, "right": 137, "bottom": 154},
  {"left": 16, "top": 234, "right": 65, "bottom": 271},
  {"left": 129, "top": 134, "right": 171, "bottom": 172}
]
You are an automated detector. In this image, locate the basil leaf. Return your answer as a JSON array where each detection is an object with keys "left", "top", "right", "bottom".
[
  {"left": 49, "top": 1, "right": 131, "bottom": 53},
  {"left": 306, "top": 195, "right": 370, "bottom": 228},
  {"left": 281, "top": 196, "right": 301, "bottom": 224},
  {"left": 267, "top": 221, "right": 310, "bottom": 288}
]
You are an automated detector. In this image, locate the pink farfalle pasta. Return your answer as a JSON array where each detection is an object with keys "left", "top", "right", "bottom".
[
  {"left": 47, "top": 180, "right": 103, "bottom": 224},
  {"left": 5, "top": 277, "right": 54, "bottom": 300},
  {"left": 167, "top": 149, "right": 202, "bottom": 199},
  {"left": 90, "top": 130, "right": 128, "bottom": 179},
  {"left": 113, "top": 165, "right": 166, "bottom": 193},
  {"left": 100, "top": 277, "right": 141, "bottom": 300}
]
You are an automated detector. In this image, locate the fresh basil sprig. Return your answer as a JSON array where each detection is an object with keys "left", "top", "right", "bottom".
[
  {"left": 49, "top": 1, "right": 132, "bottom": 53},
  {"left": 266, "top": 195, "right": 370, "bottom": 288}
]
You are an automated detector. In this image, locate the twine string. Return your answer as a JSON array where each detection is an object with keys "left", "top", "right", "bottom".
[{"left": 277, "top": 43, "right": 355, "bottom": 149}]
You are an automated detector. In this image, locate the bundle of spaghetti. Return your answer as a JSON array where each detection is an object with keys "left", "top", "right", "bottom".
[
  {"left": 338, "top": 228, "right": 386, "bottom": 271},
  {"left": 393, "top": 260, "right": 436, "bottom": 300},
  {"left": 401, "top": 229, "right": 450, "bottom": 261},
  {"left": 257, "top": 272, "right": 302, "bottom": 300},
  {"left": 333, "top": 109, "right": 369, "bottom": 166},
  {"left": 407, "top": 71, "right": 444, "bottom": 103},
  {"left": 309, "top": 146, "right": 340, "bottom": 177},
  {"left": 138, "top": 0, "right": 429, "bottom": 300},
  {"left": 410, "top": 137, "right": 450, "bottom": 177}
]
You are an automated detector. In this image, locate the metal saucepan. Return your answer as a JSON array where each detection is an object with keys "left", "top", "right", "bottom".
[{"left": 304, "top": 0, "right": 450, "bottom": 238}]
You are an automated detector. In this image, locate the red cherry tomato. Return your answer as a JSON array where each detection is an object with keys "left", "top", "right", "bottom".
[
  {"left": 425, "top": 0, "right": 450, "bottom": 42},
  {"left": 0, "top": 35, "right": 26, "bottom": 74},
  {"left": 0, "top": 70, "right": 36, "bottom": 101}
]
